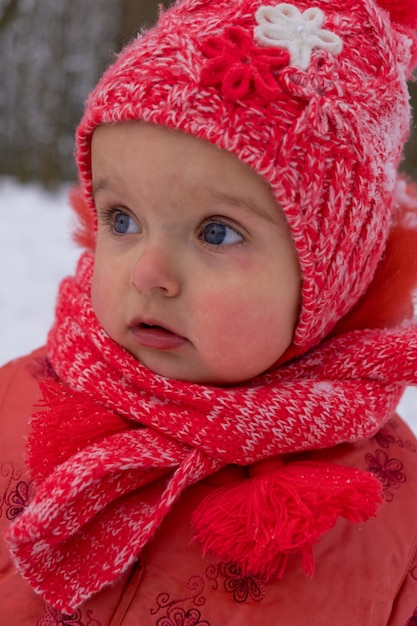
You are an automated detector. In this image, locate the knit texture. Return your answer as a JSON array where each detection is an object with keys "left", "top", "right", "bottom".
[
  {"left": 6, "top": 252, "right": 417, "bottom": 610},
  {"left": 76, "top": 0, "right": 417, "bottom": 352}
]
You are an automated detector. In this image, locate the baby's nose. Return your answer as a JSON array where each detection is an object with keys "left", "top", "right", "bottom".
[{"left": 130, "top": 243, "right": 180, "bottom": 297}]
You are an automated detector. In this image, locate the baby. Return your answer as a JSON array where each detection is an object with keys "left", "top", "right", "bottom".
[{"left": 2, "top": 0, "right": 417, "bottom": 624}]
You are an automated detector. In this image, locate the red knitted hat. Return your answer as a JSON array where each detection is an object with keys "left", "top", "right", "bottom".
[{"left": 76, "top": 0, "right": 417, "bottom": 352}]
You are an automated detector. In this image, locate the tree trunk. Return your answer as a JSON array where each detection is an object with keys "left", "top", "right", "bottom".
[
  {"left": 118, "top": 0, "right": 172, "bottom": 48},
  {"left": 401, "top": 79, "right": 417, "bottom": 179}
]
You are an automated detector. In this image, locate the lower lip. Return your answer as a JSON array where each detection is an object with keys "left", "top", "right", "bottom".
[{"left": 130, "top": 326, "right": 188, "bottom": 351}]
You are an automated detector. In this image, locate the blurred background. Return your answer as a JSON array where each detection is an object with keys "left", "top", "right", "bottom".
[{"left": 1, "top": 1, "right": 417, "bottom": 431}]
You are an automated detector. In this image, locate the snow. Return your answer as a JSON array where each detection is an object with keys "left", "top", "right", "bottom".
[
  {"left": 1, "top": 177, "right": 79, "bottom": 363},
  {"left": 1, "top": 176, "right": 417, "bottom": 434}
]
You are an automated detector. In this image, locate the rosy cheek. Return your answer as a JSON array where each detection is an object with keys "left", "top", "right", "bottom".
[
  {"left": 192, "top": 293, "right": 255, "bottom": 357},
  {"left": 192, "top": 284, "right": 294, "bottom": 369}
]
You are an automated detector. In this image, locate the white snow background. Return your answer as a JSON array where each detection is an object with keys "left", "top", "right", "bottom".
[{"left": 1, "top": 175, "right": 417, "bottom": 434}]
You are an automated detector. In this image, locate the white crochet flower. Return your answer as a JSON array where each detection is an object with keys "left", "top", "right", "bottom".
[{"left": 254, "top": 3, "right": 343, "bottom": 70}]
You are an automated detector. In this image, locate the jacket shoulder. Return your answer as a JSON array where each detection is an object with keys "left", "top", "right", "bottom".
[
  {"left": 0, "top": 347, "right": 48, "bottom": 444},
  {"left": 0, "top": 348, "right": 51, "bottom": 625}
]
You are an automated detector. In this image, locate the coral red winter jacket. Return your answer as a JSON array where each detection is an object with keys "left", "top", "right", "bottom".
[{"left": 2, "top": 347, "right": 417, "bottom": 626}]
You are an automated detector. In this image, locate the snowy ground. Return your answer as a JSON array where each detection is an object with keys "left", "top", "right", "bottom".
[{"left": 2, "top": 176, "right": 417, "bottom": 434}]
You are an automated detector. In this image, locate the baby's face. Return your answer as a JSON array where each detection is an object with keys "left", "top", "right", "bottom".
[{"left": 91, "top": 121, "right": 300, "bottom": 385}]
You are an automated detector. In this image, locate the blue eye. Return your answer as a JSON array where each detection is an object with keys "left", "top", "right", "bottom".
[
  {"left": 202, "top": 222, "right": 243, "bottom": 246},
  {"left": 113, "top": 211, "right": 139, "bottom": 234}
]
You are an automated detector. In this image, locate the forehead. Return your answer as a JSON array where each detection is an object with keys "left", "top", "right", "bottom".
[
  {"left": 91, "top": 121, "right": 290, "bottom": 228},
  {"left": 91, "top": 120, "right": 251, "bottom": 175}
]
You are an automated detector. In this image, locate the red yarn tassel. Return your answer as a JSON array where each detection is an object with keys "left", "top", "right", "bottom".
[
  {"left": 192, "top": 461, "right": 382, "bottom": 580},
  {"left": 29, "top": 380, "right": 130, "bottom": 483}
]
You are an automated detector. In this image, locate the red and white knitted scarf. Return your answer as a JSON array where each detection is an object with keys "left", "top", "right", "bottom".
[{"left": 6, "top": 252, "right": 417, "bottom": 612}]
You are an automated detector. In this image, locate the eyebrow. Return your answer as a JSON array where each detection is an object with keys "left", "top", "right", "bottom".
[
  {"left": 94, "top": 179, "right": 269, "bottom": 210},
  {"left": 210, "top": 190, "right": 283, "bottom": 226},
  {"left": 92, "top": 178, "right": 113, "bottom": 199}
]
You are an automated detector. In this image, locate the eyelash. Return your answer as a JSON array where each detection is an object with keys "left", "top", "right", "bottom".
[
  {"left": 97, "top": 206, "right": 246, "bottom": 248},
  {"left": 97, "top": 206, "right": 136, "bottom": 235},
  {"left": 97, "top": 205, "right": 119, "bottom": 226},
  {"left": 198, "top": 217, "right": 245, "bottom": 249}
]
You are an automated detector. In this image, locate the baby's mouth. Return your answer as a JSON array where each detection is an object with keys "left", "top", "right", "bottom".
[
  {"left": 141, "top": 322, "right": 164, "bottom": 330},
  {"left": 130, "top": 320, "right": 187, "bottom": 351}
]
